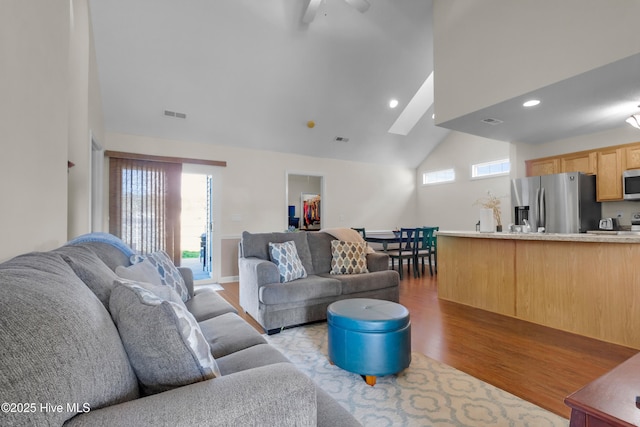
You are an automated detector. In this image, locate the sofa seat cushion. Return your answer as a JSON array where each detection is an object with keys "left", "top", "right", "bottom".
[
  {"left": 184, "top": 290, "right": 238, "bottom": 322},
  {"left": 259, "top": 275, "right": 341, "bottom": 305},
  {"left": 0, "top": 252, "right": 139, "bottom": 427},
  {"left": 319, "top": 270, "right": 399, "bottom": 295},
  {"left": 199, "top": 312, "right": 267, "bottom": 358},
  {"left": 216, "top": 343, "right": 290, "bottom": 375},
  {"left": 109, "top": 281, "right": 220, "bottom": 395}
]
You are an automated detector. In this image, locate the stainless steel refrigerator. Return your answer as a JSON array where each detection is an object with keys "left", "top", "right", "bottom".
[{"left": 511, "top": 172, "right": 601, "bottom": 233}]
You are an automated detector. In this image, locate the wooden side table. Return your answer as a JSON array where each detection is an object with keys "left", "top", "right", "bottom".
[{"left": 565, "top": 352, "right": 640, "bottom": 427}]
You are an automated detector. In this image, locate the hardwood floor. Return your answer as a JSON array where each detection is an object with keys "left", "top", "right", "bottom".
[{"left": 218, "top": 273, "right": 638, "bottom": 419}]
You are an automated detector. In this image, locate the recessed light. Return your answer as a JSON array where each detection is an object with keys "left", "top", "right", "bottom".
[
  {"left": 523, "top": 99, "right": 541, "bottom": 107},
  {"left": 389, "top": 99, "right": 399, "bottom": 109}
]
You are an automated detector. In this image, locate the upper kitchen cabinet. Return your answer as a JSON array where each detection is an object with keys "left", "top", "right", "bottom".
[
  {"left": 525, "top": 158, "right": 559, "bottom": 176},
  {"left": 561, "top": 152, "right": 597, "bottom": 175},
  {"left": 625, "top": 144, "right": 640, "bottom": 169},
  {"left": 596, "top": 148, "right": 623, "bottom": 201}
]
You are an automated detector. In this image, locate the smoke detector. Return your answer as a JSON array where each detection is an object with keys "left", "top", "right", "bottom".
[{"left": 481, "top": 118, "right": 503, "bottom": 125}]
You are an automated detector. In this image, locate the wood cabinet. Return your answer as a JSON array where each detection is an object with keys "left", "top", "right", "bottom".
[
  {"left": 596, "top": 148, "right": 623, "bottom": 201},
  {"left": 561, "top": 151, "right": 597, "bottom": 175},
  {"left": 625, "top": 145, "right": 640, "bottom": 169},
  {"left": 525, "top": 158, "right": 559, "bottom": 176}
]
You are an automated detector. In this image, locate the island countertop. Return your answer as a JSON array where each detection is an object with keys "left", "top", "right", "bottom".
[{"left": 437, "top": 230, "right": 640, "bottom": 243}]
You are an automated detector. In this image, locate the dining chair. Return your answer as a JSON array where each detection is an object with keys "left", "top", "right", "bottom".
[
  {"left": 386, "top": 228, "right": 416, "bottom": 279},
  {"left": 415, "top": 226, "right": 438, "bottom": 276}
]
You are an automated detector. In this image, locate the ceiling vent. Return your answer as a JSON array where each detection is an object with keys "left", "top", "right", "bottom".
[
  {"left": 481, "top": 118, "right": 503, "bottom": 125},
  {"left": 164, "top": 110, "right": 187, "bottom": 119},
  {"left": 334, "top": 136, "right": 350, "bottom": 142}
]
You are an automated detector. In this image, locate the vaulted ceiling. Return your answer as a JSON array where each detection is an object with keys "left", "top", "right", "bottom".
[
  {"left": 89, "top": 1, "right": 640, "bottom": 169},
  {"left": 89, "top": 0, "right": 449, "bottom": 168}
]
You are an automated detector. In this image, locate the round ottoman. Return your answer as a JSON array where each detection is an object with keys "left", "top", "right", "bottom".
[{"left": 327, "top": 298, "right": 411, "bottom": 386}]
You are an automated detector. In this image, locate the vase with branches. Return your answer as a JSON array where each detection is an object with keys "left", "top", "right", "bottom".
[{"left": 474, "top": 191, "right": 504, "bottom": 230}]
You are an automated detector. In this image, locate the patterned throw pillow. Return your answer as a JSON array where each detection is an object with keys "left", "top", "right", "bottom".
[
  {"left": 130, "top": 251, "right": 190, "bottom": 302},
  {"left": 268, "top": 241, "right": 307, "bottom": 283},
  {"left": 109, "top": 281, "right": 220, "bottom": 395},
  {"left": 330, "top": 240, "right": 369, "bottom": 275}
]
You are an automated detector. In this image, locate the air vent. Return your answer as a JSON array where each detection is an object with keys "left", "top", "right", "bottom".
[
  {"left": 334, "top": 136, "right": 350, "bottom": 142},
  {"left": 481, "top": 118, "right": 503, "bottom": 125},
  {"left": 164, "top": 109, "right": 187, "bottom": 119}
]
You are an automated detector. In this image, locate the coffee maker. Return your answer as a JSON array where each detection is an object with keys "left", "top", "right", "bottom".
[{"left": 514, "top": 206, "right": 529, "bottom": 226}]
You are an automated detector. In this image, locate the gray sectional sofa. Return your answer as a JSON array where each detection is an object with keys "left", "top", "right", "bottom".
[
  {"left": 239, "top": 230, "right": 400, "bottom": 334},
  {"left": 0, "top": 233, "right": 359, "bottom": 427}
]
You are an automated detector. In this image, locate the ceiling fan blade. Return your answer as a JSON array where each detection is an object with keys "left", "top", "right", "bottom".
[
  {"left": 344, "top": 0, "right": 370, "bottom": 13},
  {"left": 302, "top": 0, "right": 322, "bottom": 24}
]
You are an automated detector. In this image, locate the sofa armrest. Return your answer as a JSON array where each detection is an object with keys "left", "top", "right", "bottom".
[
  {"left": 64, "top": 363, "right": 316, "bottom": 427},
  {"left": 366, "top": 252, "right": 390, "bottom": 272},
  {"left": 238, "top": 256, "right": 279, "bottom": 312},
  {"left": 177, "top": 266, "right": 195, "bottom": 297}
]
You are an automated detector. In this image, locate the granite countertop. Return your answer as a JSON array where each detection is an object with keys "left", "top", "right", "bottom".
[{"left": 437, "top": 230, "right": 640, "bottom": 243}]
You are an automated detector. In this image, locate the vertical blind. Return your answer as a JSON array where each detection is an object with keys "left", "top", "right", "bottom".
[{"left": 109, "top": 158, "right": 182, "bottom": 265}]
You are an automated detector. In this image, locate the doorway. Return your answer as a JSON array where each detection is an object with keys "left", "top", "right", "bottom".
[
  {"left": 181, "top": 165, "right": 221, "bottom": 283},
  {"left": 286, "top": 172, "right": 324, "bottom": 231}
]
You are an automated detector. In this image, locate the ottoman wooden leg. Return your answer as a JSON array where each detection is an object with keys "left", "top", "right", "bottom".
[{"left": 365, "top": 375, "right": 377, "bottom": 386}]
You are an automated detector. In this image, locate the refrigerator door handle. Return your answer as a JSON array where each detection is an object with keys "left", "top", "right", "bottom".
[{"left": 539, "top": 187, "right": 546, "bottom": 228}]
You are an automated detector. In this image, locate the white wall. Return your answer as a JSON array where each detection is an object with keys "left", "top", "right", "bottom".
[
  {"left": 417, "top": 132, "right": 511, "bottom": 231},
  {"left": 0, "top": 1, "right": 70, "bottom": 261},
  {"left": 433, "top": 0, "right": 640, "bottom": 123},
  {"left": 105, "top": 132, "right": 418, "bottom": 278}
]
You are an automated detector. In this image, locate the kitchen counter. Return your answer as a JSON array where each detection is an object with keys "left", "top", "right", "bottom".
[
  {"left": 438, "top": 231, "right": 640, "bottom": 349},
  {"left": 438, "top": 230, "right": 640, "bottom": 243}
]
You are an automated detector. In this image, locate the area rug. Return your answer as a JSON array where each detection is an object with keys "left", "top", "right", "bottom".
[{"left": 266, "top": 323, "right": 568, "bottom": 427}]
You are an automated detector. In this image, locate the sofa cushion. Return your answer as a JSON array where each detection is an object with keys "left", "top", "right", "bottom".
[
  {"left": 0, "top": 252, "right": 139, "bottom": 426},
  {"left": 269, "top": 241, "right": 307, "bottom": 283},
  {"left": 306, "top": 232, "right": 334, "bottom": 274},
  {"left": 184, "top": 291, "right": 238, "bottom": 322},
  {"left": 259, "top": 275, "right": 341, "bottom": 305},
  {"left": 54, "top": 244, "right": 120, "bottom": 309},
  {"left": 199, "top": 312, "right": 267, "bottom": 358},
  {"left": 215, "top": 343, "right": 291, "bottom": 376},
  {"left": 130, "top": 250, "right": 190, "bottom": 302},
  {"left": 330, "top": 240, "right": 369, "bottom": 275},
  {"left": 319, "top": 270, "right": 399, "bottom": 294},
  {"left": 241, "top": 231, "right": 314, "bottom": 274},
  {"left": 109, "top": 281, "right": 220, "bottom": 395}
]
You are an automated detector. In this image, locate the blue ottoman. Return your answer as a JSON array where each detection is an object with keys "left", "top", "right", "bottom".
[{"left": 327, "top": 298, "right": 411, "bottom": 386}]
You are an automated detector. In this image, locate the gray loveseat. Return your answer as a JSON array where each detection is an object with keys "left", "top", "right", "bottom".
[
  {"left": 0, "top": 233, "right": 359, "bottom": 427},
  {"left": 239, "top": 231, "right": 400, "bottom": 334}
]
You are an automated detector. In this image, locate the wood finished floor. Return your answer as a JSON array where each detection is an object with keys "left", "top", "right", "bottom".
[{"left": 218, "top": 272, "right": 638, "bottom": 419}]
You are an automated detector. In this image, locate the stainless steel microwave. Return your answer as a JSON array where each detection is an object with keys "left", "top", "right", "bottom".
[{"left": 623, "top": 169, "right": 640, "bottom": 200}]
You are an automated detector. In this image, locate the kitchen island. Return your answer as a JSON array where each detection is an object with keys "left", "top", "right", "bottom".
[{"left": 438, "top": 230, "right": 640, "bottom": 349}]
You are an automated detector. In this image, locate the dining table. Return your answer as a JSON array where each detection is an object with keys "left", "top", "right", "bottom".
[{"left": 364, "top": 231, "right": 403, "bottom": 251}]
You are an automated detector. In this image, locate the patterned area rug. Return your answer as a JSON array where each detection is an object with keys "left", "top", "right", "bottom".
[{"left": 266, "top": 323, "right": 569, "bottom": 427}]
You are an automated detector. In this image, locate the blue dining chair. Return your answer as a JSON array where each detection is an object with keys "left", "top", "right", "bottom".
[
  {"left": 415, "top": 226, "right": 438, "bottom": 276},
  {"left": 386, "top": 228, "right": 416, "bottom": 279}
]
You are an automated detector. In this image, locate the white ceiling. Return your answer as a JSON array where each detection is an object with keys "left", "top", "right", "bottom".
[
  {"left": 89, "top": 0, "right": 450, "bottom": 168},
  {"left": 88, "top": 1, "right": 640, "bottom": 169}
]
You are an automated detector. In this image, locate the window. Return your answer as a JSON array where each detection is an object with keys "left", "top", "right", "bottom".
[
  {"left": 422, "top": 168, "right": 455, "bottom": 185},
  {"left": 472, "top": 159, "right": 510, "bottom": 178}
]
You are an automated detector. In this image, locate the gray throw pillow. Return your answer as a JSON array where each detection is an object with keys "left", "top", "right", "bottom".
[
  {"left": 116, "top": 262, "right": 162, "bottom": 286},
  {"left": 55, "top": 245, "right": 120, "bottom": 309},
  {"left": 109, "top": 281, "right": 220, "bottom": 395},
  {"left": 130, "top": 251, "right": 190, "bottom": 302},
  {"left": 268, "top": 241, "right": 307, "bottom": 283}
]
